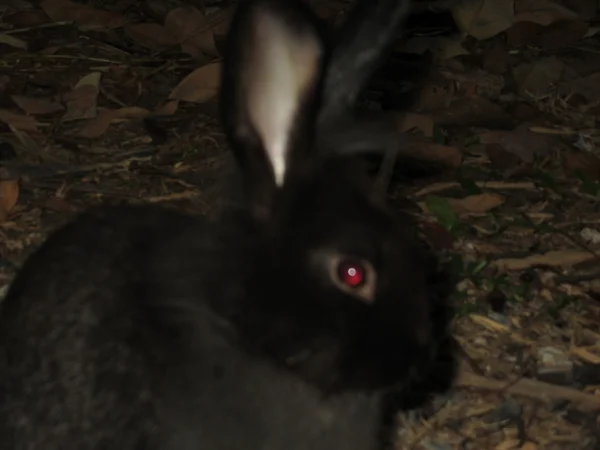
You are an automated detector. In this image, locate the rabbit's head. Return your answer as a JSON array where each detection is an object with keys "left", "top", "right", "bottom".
[{"left": 219, "top": 0, "right": 456, "bottom": 398}]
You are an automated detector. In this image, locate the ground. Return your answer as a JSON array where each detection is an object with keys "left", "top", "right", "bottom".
[{"left": 0, "top": 0, "right": 599, "bottom": 449}]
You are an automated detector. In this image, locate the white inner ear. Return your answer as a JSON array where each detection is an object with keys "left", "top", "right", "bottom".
[{"left": 246, "top": 9, "right": 321, "bottom": 186}]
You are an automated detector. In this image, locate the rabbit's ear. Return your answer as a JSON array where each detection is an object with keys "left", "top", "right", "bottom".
[
  {"left": 220, "top": 0, "right": 324, "bottom": 200},
  {"left": 318, "top": 0, "right": 411, "bottom": 129}
]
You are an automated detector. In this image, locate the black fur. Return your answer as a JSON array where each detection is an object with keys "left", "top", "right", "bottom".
[{"left": 0, "top": 0, "right": 457, "bottom": 449}]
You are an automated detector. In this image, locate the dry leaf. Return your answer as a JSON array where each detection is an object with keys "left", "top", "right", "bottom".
[
  {"left": 78, "top": 106, "right": 150, "bottom": 138},
  {"left": 4, "top": 10, "right": 51, "bottom": 27},
  {"left": 153, "top": 100, "right": 179, "bottom": 116},
  {"left": 563, "top": 151, "right": 600, "bottom": 180},
  {"left": 515, "top": 0, "right": 579, "bottom": 26},
  {"left": 169, "top": 62, "right": 221, "bottom": 103},
  {"left": 43, "top": 196, "right": 78, "bottom": 213},
  {"left": 124, "top": 23, "right": 178, "bottom": 51},
  {"left": 513, "top": 56, "right": 564, "bottom": 96},
  {"left": 479, "top": 127, "right": 557, "bottom": 163},
  {"left": 165, "top": 5, "right": 219, "bottom": 57},
  {"left": 0, "top": 109, "right": 40, "bottom": 132},
  {"left": 452, "top": 0, "right": 515, "bottom": 40},
  {"left": 403, "top": 142, "right": 463, "bottom": 168},
  {"left": 0, "top": 33, "right": 28, "bottom": 50},
  {"left": 401, "top": 35, "right": 469, "bottom": 61},
  {"left": 11, "top": 95, "right": 64, "bottom": 115},
  {"left": 494, "top": 250, "right": 595, "bottom": 270},
  {"left": 447, "top": 193, "right": 505, "bottom": 214},
  {"left": 62, "top": 72, "right": 101, "bottom": 122},
  {"left": 397, "top": 113, "right": 434, "bottom": 137},
  {"left": 0, "top": 179, "right": 19, "bottom": 223},
  {"left": 560, "top": 72, "right": 600, "bottom": 103},
  {"left": 40, "top": 0, "right": 129, "bottom": 30}
]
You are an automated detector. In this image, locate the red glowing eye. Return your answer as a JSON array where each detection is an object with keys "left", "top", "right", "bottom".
[{"left": 337, "top": 260, "right": 365, "bottom": 288}]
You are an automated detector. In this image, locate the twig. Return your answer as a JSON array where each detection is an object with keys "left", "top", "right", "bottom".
[{"left": 455, "top": 369, "right": 600, "bottom": 412}]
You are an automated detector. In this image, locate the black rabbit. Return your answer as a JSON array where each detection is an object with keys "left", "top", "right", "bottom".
[{"left": 0, "top": 0, "right": 457, "bottom": 449}]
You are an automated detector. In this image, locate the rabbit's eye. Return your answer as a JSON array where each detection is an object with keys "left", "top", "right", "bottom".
[
  {"left": 311, "top": 250, "right": 377, "bottom": 303},
  {"left": 337, "top": 260, "right": 366, "bottom": 288}
]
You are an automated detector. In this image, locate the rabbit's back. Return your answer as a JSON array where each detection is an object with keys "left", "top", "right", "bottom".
[{"left": 0, "top": 205, "right": 382, "bottom": 450}]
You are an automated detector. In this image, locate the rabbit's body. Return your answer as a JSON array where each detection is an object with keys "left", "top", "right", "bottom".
[
  {"left": 0, "top": 206, "right": 381, "bottom": 450},
  {"left": 0, "top": 0, "right": 457, "bottom": 448}
]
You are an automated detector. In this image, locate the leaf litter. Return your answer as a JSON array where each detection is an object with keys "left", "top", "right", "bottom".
[{"left": 0, "top": 0, "right": 600, "bottom": 449}]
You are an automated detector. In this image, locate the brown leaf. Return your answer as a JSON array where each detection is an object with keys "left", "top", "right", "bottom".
[
  {"left": 482, "top": 42, "right": 509, "bottom": 74},
  {"left": 40, "top": 0, "right": 129, "bottom": 30},
  {"left": 446, "top": 193, "right": 505, "bottom": 214},
  {"left": 0, "top": 33, "right": 28, "bottom": 50},
  {"left": 124, "top": 23, "right": 177, "bottom": 51},
  {"left": 397, "top": 113, "right": 434, "bottom": 137},
  {"left": 494, "top": 250, "right": 595, "bottom": 271},
  {"left": 560, "top": 72, "right": 600, "bottom": 104},
  {"left": 0, "top": 179, "right": 19, "bottom": 223},
  {"left": 513, "top": 56, "right": 564, "bottom": 96},
  {"left": 563, "top": 151, "right": 600, "bottom": 180},
  {"left": 479, "top": 127, "right": 556, "bottom": 163},
  {"left": 433, "top": 97, "right": 514, "bottom": 128},
  {"left": 452, "top": 0, "right": 514, "bottom": 40},
  {"left": 43, "top": 196, "right": 78, "bottom": 213},
  {"left": 401, "top": 35, "right": 469, "bottom": 61},
  {"left": 153, "top": 100, "right": 179, "bottom": 116},
  {"left": 0, "top": 109, "right": 40, "bottom": 132},
  {"left": 62, "top": 72, "right": 101, "bottom": 121},
  {"left": 421, "top": 222, "right": 455, "bottom": 250},
  {"left": 164, "top": 5, "right": 219, "bottom": 58},
  {"left": 402, "top": 141, "right": 463, "bottom": 169},
  {"left": 78, "top": 106, "right": 150, "bottom": 138},
  {"left": 11, "top": 95, "right": 64, "bottom": 115},
  {"left": 4, "top": 10, "right": 51, "bottom": 27},
  {"left": 515, "top": 0, "right": 579, "bottom": 26},
  {"left": 486, "top": 143, "right": 522, "bottom": 170},
  {"left": 506, "top": 19, "right": 588, "bottom": 48},
  {"left": 169, "top": 62, "right": 221, "bottom": 103}
]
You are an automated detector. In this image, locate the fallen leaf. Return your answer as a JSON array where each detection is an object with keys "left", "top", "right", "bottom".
[
  {"left": 78, "top": 106, "right": 150, "bottom": 138},
  {"left": 401, "top": 35, "right": 469, "bottom": 61},
  {"left": 397, "top": 113, "right": 434, "bottom": 137},
  {"left": 43, "top": 196, "right": 78, "bottom": 213},
  {"left": 513, "top": 56, "right": 564, "bottom": 96},
  {"left": 563, "top": 151, "right": 600, "bottom": 180},
  {"left": 124, "top": 23, "right": 177, "bottom": 51},
  {"left": 169, "top": 62, "right": 221, "bottom": 103},
  {"left": 0, "top": 33, "right": 28, "bottom": 50},
  {"left": 165, "top": 5, "right": 219, "bottom": 58},
  {"left": 40, "top": 0, "right": 129, "bottom": 30},
  {"left": 482, "top": 42, "right": 510, "bottom": 74},
  {"left": 153, "top": 100, "right": 179, "bottom": 116},
  {"left": 11, "top": 95, "right": 64, "bottom": 115},
  {"left": 486, "top": 143, "right": 522, "bottom": 170},
  {"left": 506, "top": 19, "right": 588, "bottom": 48},
  {"left": 402, "top": 141, "right": 463, "bottom": 168},
  {"left": 452, "top": 0, "right": 515, "bottom": 40},
  {"left": 433, "top": 96, "right": 514, "bottom": 129},
  {"left": 494, "top": 250, "right": 595, "bottom": 271},
  {"left": 0, "top": 179, "right": 19, "bottom": 223},
  {"left": 421, "top": 221, "right": 455, "bottom": 250},
  {"left": 560, "top": 72, "right": 600, "bottom": 103},
  {"left": 0, "top": 109, "right": 40, "bottom": 131},
  {"left": 479, "top": 127, "right": 557, "bottom": 163},
  {"left": 4, "top": 10, "right": 50, "bottom": 27},
  {"left": 447, "top": 193, "right": 505, "bottom": 213},
  {"left": 515, "top": 0, "right": 579, "bottom": 26},
  {"left": 62, "top": 72, "right": 101, "bottom": 122}
]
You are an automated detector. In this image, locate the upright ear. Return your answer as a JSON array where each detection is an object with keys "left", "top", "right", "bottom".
[
  {"left": 318, "top": 0, "right": 411, "bottom": 124},
  {"left": 220, "top": 0, "right": 325, "bottom": 210}
]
